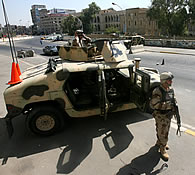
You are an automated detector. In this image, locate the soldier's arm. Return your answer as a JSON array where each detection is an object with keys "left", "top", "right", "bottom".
[{"left": 150, "top": 89, "right": 162, "bottom": 110}]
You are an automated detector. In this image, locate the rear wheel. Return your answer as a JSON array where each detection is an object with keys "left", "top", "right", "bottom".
[
  {"left": 50, "top": 51, "right": 53, "bottom": 56},
  {"left": 27, "top": 105, "right": 65, "bottom": 136}
]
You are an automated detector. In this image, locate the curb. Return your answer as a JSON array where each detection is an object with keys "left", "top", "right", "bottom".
[{"left": 145, "top": 49, "right": 195, "bottom": 56}]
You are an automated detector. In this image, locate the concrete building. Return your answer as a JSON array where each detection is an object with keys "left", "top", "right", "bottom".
[
  {"left": 39, "top": 8, "right": 76, "bottom": 34},
  {"left": 31, "top": 5, "right": 76, "bottom": 34},
  {"left": 30, "top": 5, "right": 46, "bottom": 34},
  {"left": 40, "top": 13, "right": 69, "bottom": 34},
  {"left": 126, "top": 8, "right": 159, "bottom": 36},
  {"left": 92, "top": 8, "right": 159, "bottom": 36},
  {"left": 93, "top": 9, "right": 124, "bottom": 34},
  {"left": 49, "top": 8, "right": 75, "bottom": 14},
  {"left": 31, "top": 5, "right": 46, "bottom": 25}
]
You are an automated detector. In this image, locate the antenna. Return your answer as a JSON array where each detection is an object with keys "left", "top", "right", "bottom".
[{"left": 1, "top": 0, "right": 22, "bottom": 84}]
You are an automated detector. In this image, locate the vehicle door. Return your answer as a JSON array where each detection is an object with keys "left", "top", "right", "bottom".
[{"left": 130, "top": 68, "right": 150, "bottom": 111}]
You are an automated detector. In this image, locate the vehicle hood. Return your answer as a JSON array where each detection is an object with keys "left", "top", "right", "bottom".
[{"left": 21, "top": 62, "right": 48, "bottom": 80}]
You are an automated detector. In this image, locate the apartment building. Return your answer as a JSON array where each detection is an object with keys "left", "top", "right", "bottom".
[
  {"left": 40, "top": 13, "right": 69, "bottom": 34},
  {"left": 31, "top": 5, "right": 76, "bottom": 34},
  {"left": 30, "top": 5, "right": 46, "bottom": 34},
  {"left": 39, "top": 9, "right": 76, "bottom": 34}
]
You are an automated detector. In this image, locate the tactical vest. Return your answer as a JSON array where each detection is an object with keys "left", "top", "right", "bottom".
[{"left": 159, "top": 86, "right": 175, "bottom": 104}]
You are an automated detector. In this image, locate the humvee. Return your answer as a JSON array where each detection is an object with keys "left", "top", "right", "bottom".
[{"left": 3, "top": 40, "right": 160, "bottom": 136}]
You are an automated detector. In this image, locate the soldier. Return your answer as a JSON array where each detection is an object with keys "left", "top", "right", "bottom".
[
  {"left": 72, "top": 30, "right": 92, "bottom": 47},
  {"left": 150, "top": 72, "right": 176, "bottom": 161}
]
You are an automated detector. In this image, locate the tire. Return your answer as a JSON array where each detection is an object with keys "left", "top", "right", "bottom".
[
  {"left": 50, "top": 51, "right": 53, "bottom": 56},
  {"left": 27, "top": 105, "right": 65, "bottom": 136}
]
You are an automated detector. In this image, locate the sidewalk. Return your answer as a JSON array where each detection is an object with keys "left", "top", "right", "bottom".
[
  {"left": 0, "top": 35, "right": 34, "bottom": 45},
  {"left": 144, "top": 46, "right": 195, "bottom": 56}
]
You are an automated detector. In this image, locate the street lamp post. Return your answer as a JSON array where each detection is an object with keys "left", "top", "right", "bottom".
[{"left": 112, "top": 2, "right": 126, "bottom": 34}]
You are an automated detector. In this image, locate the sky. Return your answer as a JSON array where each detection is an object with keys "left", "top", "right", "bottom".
[{"left": 0, "top": 0, "right": 152, "bottom": 26}]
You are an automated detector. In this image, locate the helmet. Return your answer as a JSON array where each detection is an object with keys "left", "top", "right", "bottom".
[
  {"left": 160, "top": 72, "right": 174, "bottom": 82},
  {"left": 76, "top": 30, "right": 84, "bottom": 36}
]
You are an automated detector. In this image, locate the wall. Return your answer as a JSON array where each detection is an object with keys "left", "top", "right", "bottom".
[{"left": 145, "top": 39, "right": 195, "bottom": 49}]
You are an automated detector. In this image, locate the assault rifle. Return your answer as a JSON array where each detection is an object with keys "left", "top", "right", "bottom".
[{"left": 173, "top": 102, "right": 182, "bottom": 136}]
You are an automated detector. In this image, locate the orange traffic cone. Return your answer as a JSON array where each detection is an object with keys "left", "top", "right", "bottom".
[
  {"left": 8, "top": 62, "right": 22, "bottom": 85},
  {"left": 16, "top": 63, "right": 21, "bottom": 76}
]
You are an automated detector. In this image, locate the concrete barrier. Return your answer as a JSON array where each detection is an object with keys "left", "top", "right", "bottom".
[
  {"left": 129, "top": 44, "right": 145, "bottom": 54},
  {"left": 145, "top": 39, "right": 195, "bottom": 49}
]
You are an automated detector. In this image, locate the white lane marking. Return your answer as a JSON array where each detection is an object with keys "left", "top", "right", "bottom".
[
  {"left": 172, "top": 119, "right": 195, "bottom": 131},
  {"left": 19, "top": 59, "right": 35, "bottom": 66},
  {"left": 171, "top": 119, "right": 195, "bottom": 136}
]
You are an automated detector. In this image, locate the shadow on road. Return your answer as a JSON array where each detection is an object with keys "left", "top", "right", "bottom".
[
  {"left": 0, "top": 109, "right": 153, "bottom": 174},
  {"left": 116, "top": 146, "right": 167, "bottom": 175}
]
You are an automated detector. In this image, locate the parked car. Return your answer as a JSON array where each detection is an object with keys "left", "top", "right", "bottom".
[{"left": 43, "top": 45, "right": 58, "bottom": 56}]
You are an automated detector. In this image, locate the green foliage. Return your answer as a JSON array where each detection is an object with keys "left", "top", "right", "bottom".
[
  {"left": 61, "top": 15, "right": 83, "bottom": 35},
  {"left": 80, "top": 2, "right": 101, "bottom": 34},
  {"left": 188, "top": 0, "right": 195, "bottom": 20},
  {"left": 105, "top": 27, "right": 120, "bottom": 34},
  {"left": 147, "top": 0, "right": 189, "bottom": 36}
]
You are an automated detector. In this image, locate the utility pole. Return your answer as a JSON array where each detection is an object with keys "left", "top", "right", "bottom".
[{"left": 112, "top": 2, "right": 126, "bottom": 34}]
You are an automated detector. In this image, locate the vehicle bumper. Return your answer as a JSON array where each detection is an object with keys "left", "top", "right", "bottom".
[
  {"left": 4, "top": 104, "right": 23, "bottom": 137},
  {"left": 5, "top": 115, "right": 14, "bottom": 138}
]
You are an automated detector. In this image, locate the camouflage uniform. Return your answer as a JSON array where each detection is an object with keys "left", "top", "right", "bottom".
[
  {"left": 151, "top": 85, "right": 175, "bottom": 146},
  {"left": 150, "top": 72, "right": 176, "bottom": 160},
  {"left": 72, "top": 30, "right": 92, "bottom": 47}
]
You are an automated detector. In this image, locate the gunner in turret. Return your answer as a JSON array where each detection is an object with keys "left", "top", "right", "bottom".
[{"left": 72, "top": 30, "right": 92, "bottom": 47}]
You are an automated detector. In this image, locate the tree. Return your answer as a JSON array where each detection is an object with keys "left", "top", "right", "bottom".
[
  {"left": 61, "top": 15, "right": 83, "bottom": 35},
  {"left": 147, "top": 0, "right": 189, "bottom": 36},
  {"left": 80, "top": 2, "right": 101, "bottom": 34},
  {"left": 188, "top": 0, "right": 195, "bottom": 20},
  {"left": 105, "top": 26, "right": 120, "bottom": 34}
]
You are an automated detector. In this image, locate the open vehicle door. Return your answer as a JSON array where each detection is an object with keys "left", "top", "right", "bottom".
[
  {"left": 131, "top": 69, "right": 150, "bottom": 111},
  {"left": 99, "top": 70, "right": 110, "bottom": 120}
]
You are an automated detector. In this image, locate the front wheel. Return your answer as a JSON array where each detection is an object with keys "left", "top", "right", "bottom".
[{"left": 27, "top": 105, "right": 65, "bottom": 136}]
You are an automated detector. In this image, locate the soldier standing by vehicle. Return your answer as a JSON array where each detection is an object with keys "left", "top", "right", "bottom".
[{"left": 150, "top": 72, "right": 181, "bottom": 161}]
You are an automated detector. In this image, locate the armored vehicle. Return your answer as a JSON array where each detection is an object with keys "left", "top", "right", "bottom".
[{"left": 3, "top": 40, "right": 160, "bottom": 136}]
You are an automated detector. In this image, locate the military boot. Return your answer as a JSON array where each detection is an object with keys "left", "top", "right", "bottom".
[
  {"left": 155, "top": 140, "right": 169, "bottom": 150},
  {"left": 160, "top": 146, "right": 169, "bottom": 161}
]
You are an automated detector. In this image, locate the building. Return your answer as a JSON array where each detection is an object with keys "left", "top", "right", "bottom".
[
  {"left": 31, "top": 5, "right": 46, "bottom": 25},
  {"left": 93, "top": 9, "right": 124, "bottom": 34},
  {"left": 126, "top": 8, "right": 159, "bottom": 36},
  {"left": 30, "top": 5, "right": 46, "bottom": 34},
  {"left": 39, "top": 8, "right": 76, "bottom": 34},
  {"left": 40, "top": 13, "right": 69, "bottom": 34},
  {"left": 49, "top": 8, "right": 75, "bottom": 15},
  {"left": 92, "top": 8, "right": 159, "bottom": 36},
  {"left": 30, "top": 5, "right": 76, "bottom": 34}
]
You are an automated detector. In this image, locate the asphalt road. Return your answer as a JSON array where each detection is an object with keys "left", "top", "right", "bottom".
[{"left": 0, "top": 37, "right": 195, "bottom": 175}]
